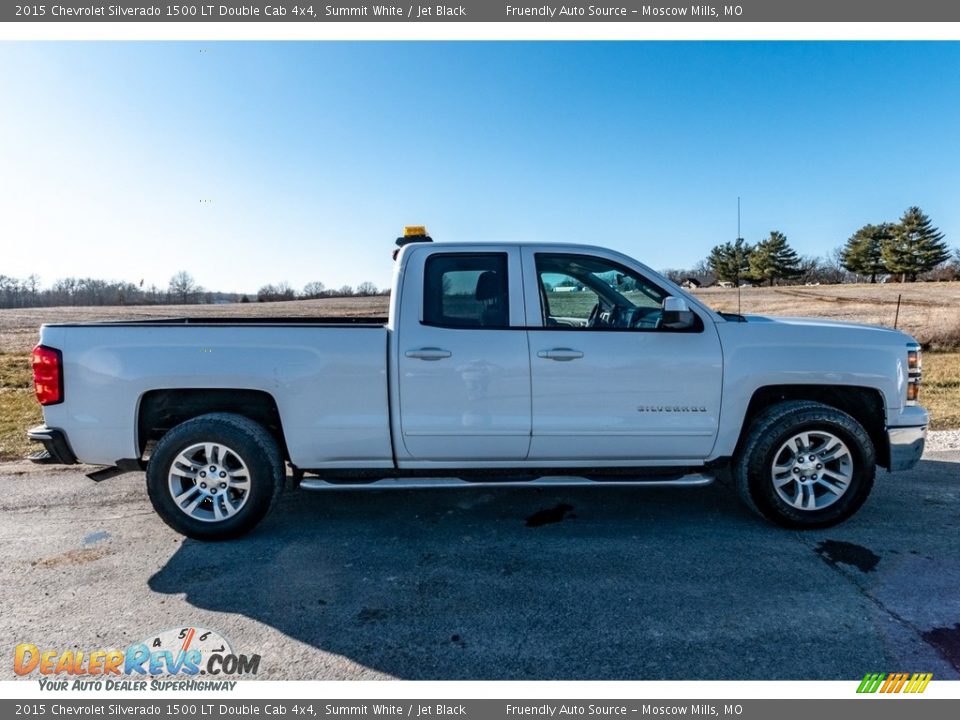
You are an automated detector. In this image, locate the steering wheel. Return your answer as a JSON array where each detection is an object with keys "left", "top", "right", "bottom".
[
  {"left": 587, "top": 302, "right": 602, "bottom": 328},
  {"left": 607, "top": 305, "right": 624, "bottom": 328}
]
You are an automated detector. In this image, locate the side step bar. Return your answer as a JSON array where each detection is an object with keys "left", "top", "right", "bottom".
[
  {"left": 300, "top": 473, "right": 715, "bottom": 491},
  {"left": 87, "top": 459, "right": 145, "bottom": 482}
]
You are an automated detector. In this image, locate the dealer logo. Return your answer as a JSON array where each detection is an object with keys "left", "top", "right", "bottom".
[
  {"left": 14, "top": 626, "right": 261, "bottom": 684},
  {"left": 856, "top": 672, "right": 932, "bottom": 694}
]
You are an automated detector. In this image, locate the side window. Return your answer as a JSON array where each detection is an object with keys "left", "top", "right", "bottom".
[
  {"left": 536, "top": 254, "right": 676, "bottom": 331},
  {"left": 423, "top": 254, "right": 510, "bottom": 328},
  {"left": 537, "top": 271, "right": 601, "bottom": 326}
]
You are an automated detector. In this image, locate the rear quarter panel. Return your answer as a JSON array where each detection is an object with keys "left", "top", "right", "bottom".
[{"left": 38, "top": 324, "right": 392, "bottom": 468}]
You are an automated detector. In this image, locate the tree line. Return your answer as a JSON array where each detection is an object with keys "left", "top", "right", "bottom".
[
  {"left": 261, "top": 279, "right": 385, "bottom": 303},
  {"left": 0, "top": 271, "right": 387, "bottom": 309},
  {"left": 667, "top": 206, "right": 956, "bottom": 288},
  {"left": 841, "top": 207, "right": 950, "bottom": 283},
  {"left": 1, "top": 207, "right": 954, "bottom": 308}
]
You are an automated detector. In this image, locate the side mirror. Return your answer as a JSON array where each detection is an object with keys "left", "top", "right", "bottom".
[{"left": 661, "top": 296, "right": 696, "bottom": 330}]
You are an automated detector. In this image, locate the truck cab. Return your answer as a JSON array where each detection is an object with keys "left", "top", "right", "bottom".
[{"left": 390, "top": 241, "right": 724, "bottom": 466}]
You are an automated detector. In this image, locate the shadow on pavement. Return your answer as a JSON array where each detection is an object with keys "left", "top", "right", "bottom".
[{"left": 148, "top": 459, "right": 960, "bottom": 680}]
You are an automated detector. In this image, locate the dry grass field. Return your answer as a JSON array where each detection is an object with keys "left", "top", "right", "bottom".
[
  {"left": 697, "top": 282, "right": 960, "bottom": 350},
  {"left": 0, "top": 296, "right": 389, "bottom": 356},
  {"left": 1, "top": 284, "right": 958, "bottom": 461}
]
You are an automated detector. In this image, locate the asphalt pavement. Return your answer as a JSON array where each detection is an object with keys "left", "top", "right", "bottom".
[{"left": 1, "top": 451, "right": 958, "bottom": 680}]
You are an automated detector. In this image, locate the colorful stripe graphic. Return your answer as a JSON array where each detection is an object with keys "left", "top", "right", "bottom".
[{"left": 857, "top": 672, "right": 932, "bottom": 694}]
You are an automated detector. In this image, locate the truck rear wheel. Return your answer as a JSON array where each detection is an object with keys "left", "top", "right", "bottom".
[
  {"left": 146, "top": 413, "right": 284, "bottom": 540},
  {"left": 733, "top": 400, "right": 876, "bottom": 528}
]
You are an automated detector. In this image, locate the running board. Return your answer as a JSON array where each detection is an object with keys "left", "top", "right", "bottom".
[{"left": 299, "top": 473, "right": 715, "bottom": 491}]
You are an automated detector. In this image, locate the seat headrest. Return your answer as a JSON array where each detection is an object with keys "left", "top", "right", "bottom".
[{"left": 475, "top": 271, "right": 504, "bottom": 301}]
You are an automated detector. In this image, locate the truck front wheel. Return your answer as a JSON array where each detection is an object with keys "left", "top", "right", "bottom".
[
  {"left": 146, "top": 413, "right": 285, "bottom": 540},
  {"left": 733, "top": 400, "right": 876, "bottom": 528}
]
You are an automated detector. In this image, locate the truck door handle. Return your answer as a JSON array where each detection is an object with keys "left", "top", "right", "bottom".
[
  {"left": 405, "top": 347, "right": 452, "bottom": 361},
  {"left": 537, "top": 348, "right": 584, "bottom": 361}
]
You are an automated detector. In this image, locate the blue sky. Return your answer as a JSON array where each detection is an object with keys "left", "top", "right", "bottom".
[{"left": 1, "top": 41, "right": 958, "bottom": 293}]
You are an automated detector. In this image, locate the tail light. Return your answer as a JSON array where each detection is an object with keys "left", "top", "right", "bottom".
[
  {"left": 32, "top": 345, "right": 63, "bottom": 406},
  {"left": 906, "top": 344, "right": 921, "bottom": 405}
]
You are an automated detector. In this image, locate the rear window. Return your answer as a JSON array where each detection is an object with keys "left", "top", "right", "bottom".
[{"left": 423, "top": 254, "right": 509, "bottom": 328}]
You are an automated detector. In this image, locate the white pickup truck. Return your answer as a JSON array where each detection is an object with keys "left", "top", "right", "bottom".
[{"left": 29, "top": 231, "right": 927, "bottom": 539}]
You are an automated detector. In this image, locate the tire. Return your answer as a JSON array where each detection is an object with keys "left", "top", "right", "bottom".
[
  {"left": 146, "top": 413, "right": 285, "bottom": 540},
  {"left": 733, "top": 400, "right": 876, "bottom": 528}
]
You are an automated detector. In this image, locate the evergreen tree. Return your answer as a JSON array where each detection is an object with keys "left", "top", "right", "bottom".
[
  {"left": 748, "top": 231, "right": 802, "bottom": 286},
  {"left": 882, "top": 206, "right": 950, "bottom": 282},
  {"left": 707, "top": 238, "right": 753, "bottom": 286},
  {"left": 841, "top": 223, "right": 893, "bottom": 283}
]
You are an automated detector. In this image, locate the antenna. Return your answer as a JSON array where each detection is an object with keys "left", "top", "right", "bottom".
[{"left": 737, "top": 196, "right": 742, "bottom": 319}]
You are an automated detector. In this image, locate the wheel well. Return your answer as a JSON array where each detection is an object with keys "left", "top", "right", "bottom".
[
  {"left": 742, "top": 385, "right": 889, "bottom": 469},
  {"left": 137, "top": 389, "right": 288, "bottom": 461}
]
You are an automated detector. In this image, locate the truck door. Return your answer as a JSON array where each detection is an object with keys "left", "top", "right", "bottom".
[
  {"left": 521, "top": 247, "right": 723, "bottom": 462},
  {"left": 395, "top": 247, "right": 531, "bottom": 462}
]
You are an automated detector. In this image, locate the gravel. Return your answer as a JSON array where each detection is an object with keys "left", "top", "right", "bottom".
[{"left": 927, "top": 429, "right": 960, "bottom": 452}]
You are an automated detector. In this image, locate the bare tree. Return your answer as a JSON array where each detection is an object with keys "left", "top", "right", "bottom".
[
  {"left": 25, "top": 274, "right": 40, "bottom": 301},
  {"left": 825, "top": 247, "right": 853, "bottom": 284},
  {"left": 302, "top": 281, "right": 326, "bottom": 299},
  {"left": 257, "top": 282, "right": 296, "bottom": 302},
  {"left": 0, "top": 275, "right": 23, "bottom": 308},
  {"left": 168, "top": 271, "right": 201, "bottom": 304},
  {"left": 355, "top": 281, "right": 379, "bottom": 296}
]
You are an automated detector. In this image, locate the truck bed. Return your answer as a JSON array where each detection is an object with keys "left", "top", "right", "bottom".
[
  {"left": 43, "top": 316, "right": 388, "bottom": 327},
  {"left": 37, "top": 322, "right": 394, "bottom": 468}
]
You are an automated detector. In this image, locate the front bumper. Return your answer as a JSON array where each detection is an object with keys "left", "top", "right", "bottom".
[
  {"left": 887, "top": 425, "right": 926, "bottom": 472},
  {"left": 27, "top": 425, "right": 78, "bottom": 465}
]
